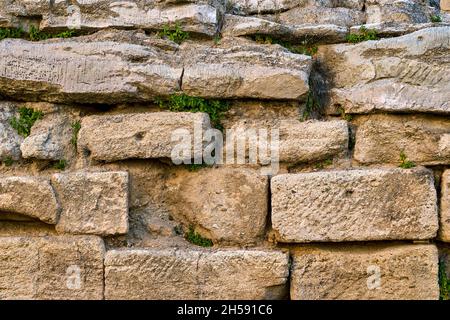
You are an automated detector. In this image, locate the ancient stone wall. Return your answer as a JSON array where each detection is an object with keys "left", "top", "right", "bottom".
[{"left": 0, "top": 0, "right": 449, "bottom": 300}]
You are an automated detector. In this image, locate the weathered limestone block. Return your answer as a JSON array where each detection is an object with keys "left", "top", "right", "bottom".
[
  {"left": 0, "top": 176, "right": 59, "bottom": 224},
  {"left": 165, "top": 167, "right": 268, "bottom": 244},
  {"left": 20, "top": 112, "right": 75, "bottom": 161},
  {"left": 349, "top": 22, "right": 450, "bottom": 37},
  {"left": 291, "top": 244, "right": 439, "bottom": 300},
  {"left": 443, "top": 0, "right": 450, "bottom": 11},
  {"left": 439, "top": 170, "right": 450, "bottom": 241},
  {"left": 0, "top": 236, "right": 104, "bottom": 300},
  {"left": 0, "top": 102, "right": 23, "bottom": 161},
  {"left": 78, "top": 112, "right": 211, "bottom": 162},
  {"left": 181, "top": 38, "right": 312, "bottom": 100},
  {"left": 105, "top": 248, "right": 289, "bottom": 299},
  {"left": 0, "top": 30, "right": 182, "bottom": 104},
  {"left": 277, "top": 6, "right": 365, "bottom": 27},
  {"left": 318, "top": 27, "right": 450, "bottom": 114},
  {"left": 366, "top": 0, "right": 434, "bottom": 24},
  {"left": 271, "top": 167, "right": 438, "bottom": 242},
  {"left": 222, "top": 14, "right": 348, "bottom": 43},
  {"left": 279, "top": 120, "right": 348, "bottom": 163},
  {"left": 354, "top": 115, "right": 450, "bottom": 165},
  {"left": 51, "top": 171, "right": 129, "bottom": 236}
]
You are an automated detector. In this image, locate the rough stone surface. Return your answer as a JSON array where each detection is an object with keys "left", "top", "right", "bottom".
[
  {"left": 354, "top": 114, "right": 450, "bottom": 166},
  {"left": 291, "top": 244, "right": 439, "bottom": 300},
  {"left": 271, "top": 167, "right": 438, "bottom": 242},
  {"left": 279, "top": 120, "right": 348, "bottom": 163},
  {"left": 105, "top": 248, "right": 289, "bottom": 299},
  {"left": 165, "top": 167, "right": 268, "bottom": 244},
  {"left": 439, "top": 170, "right": 450, "bottom": 242},
  {"left": 78, "top": 112, "right": 211, "bottom": 162},
  {"left": 0, "top": 102, "right": 23, "bottom": 161},
  {"left": 181, "top": 38, "right": 312, "bottom": 100},
  {"left": 318, "top": 27, "right": 450, "bottom": 114},
  {"left": 366, "top": 0, "right": 435, "bottom": 24},
  {"left": 20, "top": 112, "right": 75, "bottom": 161},
  {"left": 443, "top": 0, "right": 450, "bottom": 11},
  {"left": 0, "top": 236, "right": 104, "bottom": 300},
  {"left": 0, "top": 176, "right": 58, "bottom": 224},
  {"left": 51, "top": 171, "right": 129, "bottom": 236},
  {"left": 350, "top": 22, "right": 450, "bottom": 37}
]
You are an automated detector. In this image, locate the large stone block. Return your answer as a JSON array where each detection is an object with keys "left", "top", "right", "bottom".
[
  {"left": 105, "top": 248, "right": 289, "bottom": 299},
  {"left": 354, "top": 115, "right": 450, "bottom": 165},
  {"left": 0, "top": 176, "right": 59, "bottom": 224},
  {"left": 165, "top": 167, "right": 268, "bottom": 244},
  {"left": 291, "top": 244, "right": 439, "bottom": 300},
  {"left": 0, "top": 236, "right": 104, "bottom": 300},
  {"left": 366, "top": 0, "right": 433, "bottom": 24},
  {"left": 271, "top": 167, "right": 438, "bottom": 242},
  {"left": 52, "top": 171, "right": 129, "bottom": 236},
  {"left": 318, "top": 27, "right": 450, "bottom": 114},
  {"left": 78, "top": 112, "right": 211, "bottom": 162},
  {"left": 439, "top": 170, "right": 450, "bottom": 241}
]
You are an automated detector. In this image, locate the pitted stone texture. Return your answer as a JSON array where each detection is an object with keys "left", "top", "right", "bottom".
[
  {"left": 439, "top": 170, "right": 450, "bottom": 241},
  {"left": 51, "top": 171, "right": 129, "bottom": 236},
  {"left": 279, "top": 120, "right": 348, "bottom": 163},
  {"left": 0, "top": 30, "right": 182, "bottom": 104},
  {"left": 0, "top": 176, "right": 58, "bottom": 224},
  {"left": 222, "top": 15, "right": 348, "bottom": 43},
  {"left": 291, "top": 244, "right": 439, "bottom": 300},
  {"left": 181, "top": 38, "right": 312, "bottom": 100},
  {"left": 165, "top": 167, "right": 268, "bottom": 244},
  {"left": 0, "top": 236, "right": 104, "bottom": 300},
  {"left": 78, "top": 112, "right": 211, "bottom": 162},
  {"left": 349, "top": 22, "right": 450, "bottom": 37},
  {"left": 318, "top": 27, "right": 450, "bottom": 114},
  {"left": 0, "top": 102, "right": 23, "bottom": 161},
  {"left": 366, "top": 0, "right": 435, "bottom": 24},
  {"left": 443, "top": 0, "right": 450, "bottom": 11},
  {"left": 354, "top": 115, "right": 450, "bottom": 166},
  {"left": 20, "top": 112, "right": 76, "bottom": 161},
  {"left": 271, "top": 167, "right": 438, "bottom": 242},
  {"left": 105, "top": 248, "right": 289, "bottom": 299}
]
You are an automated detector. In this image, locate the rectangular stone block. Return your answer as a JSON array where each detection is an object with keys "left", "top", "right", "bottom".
[
  {"left": 442, "top": 0, "right": 450, "bottom": 11},
  {"left": 271, "top": 167, "right": 438, "bottom": 242},
  {"left": 78, "top": 112, "right": 211, "bottom": 162},
  {"left": 291, "top": 244, "right": 439, "bottom": 300},
  {"left": 52, "top": 171, "right": 129, "bottom": 236},
  {"left": 105, "top": 248, "right": 289, "bottom": 300},
  {"left": 354, "top": 115, "right": 450, "bottom": 166},
  {"left": 0, "top": 236, "right": 104, "bottom": 300},
  {"left": 439, "top": 170, "right": 450, "bottom": 242}
]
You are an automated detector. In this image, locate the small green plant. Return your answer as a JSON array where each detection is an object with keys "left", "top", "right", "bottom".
[
  {"left": 0, "top": 27, "right": 25, "bottom": 40},
  {"left": 186, "top": 163, "right": 209, "bottom": 171},
  {"left": 9, "top": 107, "right": 44, "bottom": 137},
  {"left": 156, "top": 94, "right": 230, "bottom": 130},
  {"left": 54, "top": 159, "right": 67, "bottom": 170},
  {"left": 71, "top": 121, "right": 81, "bottom": 148},
  {"left": 346, "top": 26, "right": 379, "bottom": 43},
  {"left": 29, "top": 25, "right": 76, "bottom": 41},
  {"left": 431, "top": 15, "right": 442, "bottom": 23},
  {"left": 158, "top": 23, "right": 189, "bottom": 44},
  {"left": 439, "top": 260, "right": 450, "bottom": 300},
  {"left": 2, "top": 157, "right": 14, "bottom": 167},
  {"left": 399, "top": 151, "right": 416, "bottom": 169},
  {"left": 214, "top": 34, "right": 222, "bottom": 45},
  {"left": 315, "top": 158, "right": 333, "bottom": 169},
  {"left": 338, "top": 107, "right": 353, "bottom": 121},
  {"left": 301, "top": 91, "right": 321, "bottom": 121},
  {"left": 185, "top": 226, "right": 213, "bottom": 247}
]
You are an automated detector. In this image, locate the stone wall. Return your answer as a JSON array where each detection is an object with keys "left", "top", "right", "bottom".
[{"left": 0, "top": 0, "right": 449, "bottom": 300}]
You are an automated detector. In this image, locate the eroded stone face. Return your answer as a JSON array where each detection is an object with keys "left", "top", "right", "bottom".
[
  {"left": 104, "top": 248, "right": 289, "bottom": 299},
  {"left": 0, "top": 236, "right": 105, "bottom": 300},
  {"left": 439, "top": 170, "right": 450, "bottom": 242},
  {"left": 0, "top": 176, "right": 59, "bottom": 224},
  {"left": 318, "top": 27, "right": 450, "bottom": 114},
  {"left": 354, "top": 114, "right": 450, "bottom": 166},
  {"left": 271, "top": 167, "right": 438, "bottom": 242},
  {"left": 366, "top": 0, "right": 434, "bottom": 24},
  {"left": 0, "top": 102, "right": 23, "bottom": 161},
  {"left": 290, "top": 244, "right": 439, "bottom": 300},
  {"left": 52, "top": 171, "right": 129, "bottom": 236},
  {"left": 165, "top": 167, "right": 269, "bottom": 245}
]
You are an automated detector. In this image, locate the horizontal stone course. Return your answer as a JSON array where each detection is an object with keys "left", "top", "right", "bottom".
[
  {"left": 104, "top": 248, "right": 289, "bottom": 300},
  {"left": 271, "top": 167, "right": 438, "bottom": 242},
  {"left": 290, "top": 244, "right": 439, "bottom": 300}
]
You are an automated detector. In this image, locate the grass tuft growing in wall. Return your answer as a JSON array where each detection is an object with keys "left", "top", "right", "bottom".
[
  {"left": 431, "top": 15, "right": 442, "bottom": 23},
  {"left": 185, "top": 226, "right": 213, "bottom": 247},
  {"left": 346, "top": 26, "right": 379, "bottom": 43},
  {"left": 158, "top": 23, "right": 189, "bottom": 44},
  {"left": 0, "top": 27, "right": 25, "bottom": 40},
  {"left": 9, "top": 107, "right": 44, "bottom": 137},
  {"left": 156, "top": 93, "right": 230, "bottom": 130},
  {"left": 399, "top": 151, "right": 416, "bottom": 169},
  {"left": 71, "top": 121, "right": 81, "bottom": 149},
  {"left": 440, "top": 260, "right": 450, "bottom": 300},
  {"left": 0, "top": 26, "right": 76, "bottom": 42},
  {"left": 2, "top": 157, "right": 14, "bottom": 167},
  {"left": 53, "top": 159, "right": 67, "bottom": 170}
]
